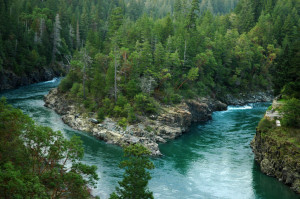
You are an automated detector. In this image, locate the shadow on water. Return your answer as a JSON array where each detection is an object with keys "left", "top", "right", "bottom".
[{"left": 252, "top": 160, "right": 300, "bottom": 199}]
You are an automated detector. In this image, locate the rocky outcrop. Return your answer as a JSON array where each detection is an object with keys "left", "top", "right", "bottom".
[
  {"left": 0, "top": 66, "right": 63, "bottom": 91},
  {"left": 44, "top": 88, "right": 227, "bottom": 155},
  {"left": 251, "top": 100, "right": 300, "bottom": 193},
  {"left": 251, "top": 130, "right": 300, "bottom": 193},
  {"left": 224, "top": 90, "right": 273, "bottom": 105}
]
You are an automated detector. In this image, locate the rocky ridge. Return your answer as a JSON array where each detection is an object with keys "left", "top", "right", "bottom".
[
  {"left": 251, "top": 99, "right": 300, "bottom": 193},
  {"left": 44, "top": 88, "right": 227, "bottom": 155}
]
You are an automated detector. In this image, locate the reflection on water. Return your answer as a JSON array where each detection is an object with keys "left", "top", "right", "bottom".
[{"left": 1, "top": 79, "right": 299, "bottom": 199}]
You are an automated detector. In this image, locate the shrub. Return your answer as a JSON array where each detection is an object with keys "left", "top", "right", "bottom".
[
  {"left": 258, "top": 118, "right": 274, "bottom": 133},
  {"left": 70, "top": 82, "right": 80, "bottom": 96},
  {"left": 83, "top": 100, "right": 91, "bottom": 109},
  {"left": 116, "top": 95, "right": 128, "bottom": 108},
  {"left": 118, "top": 117, "right": 127, "bottom": 129},
  {"left": 134, "top": 93, "right": 158, "bottom": 115},
  {"left": 97, "top": 108, "right": 105, "bottom": 122},
  {"left": 76, "top": 84, "right": 84, "bottom": 98},
  {"left": 113, "top": 106, "right": 124, "bottom": 117},
  {"left": 59, "top": 76, "right": 73, "bottom": 92},
  {"left": 267, "top": 105, "right": 272, "bottom": 111},
  {"left": 281, "top": 98, "right": 300, "bottom": 128},
  {"left": 125, "top": 104, "right": 136, "bottom": 124},
  {"left": 102, "top": 98, "right": 113, "bottom": 116},
  {"left": 171, "top": 94, "right": 182, "bottom": 104}
]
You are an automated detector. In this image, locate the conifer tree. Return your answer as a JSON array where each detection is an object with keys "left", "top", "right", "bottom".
[{"left": 109, "top": 144, "right": 154, "bottom": 199}]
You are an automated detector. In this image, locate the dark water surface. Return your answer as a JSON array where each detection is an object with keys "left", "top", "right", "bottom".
[{"left": 1, "top": 79, "right": 299, "bottom": 199}]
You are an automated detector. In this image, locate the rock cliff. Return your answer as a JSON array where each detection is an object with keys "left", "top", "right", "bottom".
[
  {"left": 224, "top": 90, "right": 273, "bottom": 105},
  {"left": 251, "top": 99, "right": 300, "bottom": 193},
  {"left": 0, "top": 66, "right": 63, "bottom": 91},
  {"left": 44, "top": 88, "right": 227, "bottom": 155}
]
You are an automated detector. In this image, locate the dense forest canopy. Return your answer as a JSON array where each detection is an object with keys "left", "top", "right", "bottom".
[{"left": 0, "top": 0, "right": 299, "bottom": 121}]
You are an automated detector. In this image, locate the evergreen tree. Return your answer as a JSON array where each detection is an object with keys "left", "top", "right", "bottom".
[
  {"left": 52, "top": 13, "right": 62, "bottom": 63},
  {"left": 109, "top": 144, "right": 154, "bottom": 199}
]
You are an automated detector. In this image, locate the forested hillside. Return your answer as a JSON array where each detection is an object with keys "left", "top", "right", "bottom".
[
  {"left": 1, "top": 0, "right": 299, "bottom": 120},
  {"left": 0, "top": 0, "right": 239, "bottom": 76}
]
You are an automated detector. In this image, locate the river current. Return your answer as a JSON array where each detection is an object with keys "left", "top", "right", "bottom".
[{"left": 1, "top": 78, "right": 299, "bottom": 199}]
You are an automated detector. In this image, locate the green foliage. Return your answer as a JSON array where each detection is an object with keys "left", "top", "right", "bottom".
[
  {"left": 97, "top": 108, "right": 105, "bottom": 122},
  {"left": 116, "top": 95, "right": 128, "bottom": 108},
  {"left": 59, "top": 76, "right": 74, "bottom": 92},
  {"left": 134, "top": 93, "right": 158, "bottom": 115},
  {"left": 258, "top": 118, "right": 275, "bottom": 133},
  {"left": 102, "top": 97, "right": 114, "bottom": 116},
  {"left": 281, "top": 98, "right": 300, "bottom": 128},
  {"left": 71, "top": 82, "right": 80, "bottom": 96},
  {"left": 118, "top": 117, "right": 128, "bottom": 129},
  {"left": 109, "top": 144, "right": 154, "bottom": 199},
  {"left": 113, "top": 106, "right": 125, "bottom": 118},
  {"left": 281, "top": 82, "right": 300, "bottom": 99},
  {"left": 0, "top": 98, "right": 98, "bottom": 199},
  {"left": 125, "top": 104, "right": 137, "bottom": 124}
]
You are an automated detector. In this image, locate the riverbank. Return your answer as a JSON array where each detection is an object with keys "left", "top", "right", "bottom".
[
  {"left": 251, "top": 98, "right": 300, "bottom": 193},
  {"left": 44, "top": 87, "right": 274, "bottom": 155}
]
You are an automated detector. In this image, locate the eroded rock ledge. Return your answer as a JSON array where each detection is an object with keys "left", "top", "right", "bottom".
[
  {"left": 44, "top": 88, "right": 227, "bottom": 155},
  {"left": 251, "top": 99, "right": 300, "bottom": 193}
]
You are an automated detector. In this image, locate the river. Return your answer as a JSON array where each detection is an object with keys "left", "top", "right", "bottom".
[{"left": 0, "top": 78, "right": 299, "bottom": 199}]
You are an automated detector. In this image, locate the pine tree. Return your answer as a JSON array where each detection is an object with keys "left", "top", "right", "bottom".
[
  {"left": 109, "top": 144, "right": 154, "bottom": 199},
  {"left": 186, "top": 0, "right": 199, "bottom": 30},
  {"left": 237, "top": 0, "right": 255, "bottom": 32}
]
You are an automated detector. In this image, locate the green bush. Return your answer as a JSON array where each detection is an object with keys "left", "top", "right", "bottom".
[
  {"left": 70, "top": 82, "right": 80, "bottom": 96},
  {"left": 113, "top": 106, "right": 124, "bottom": 117},
  {"left": 125, "top": 104, "right": 136, "bottom": 124},
  {"left": 59, "top": 76, "right": 73, "bottom": 92},
  {"left": 281, "top": 98, "right": 300, "bottom": 128},
  {"left": 97, "top": 108, "right": 105, "bottom": 122},
  {"left": 134, "top": 93, "right": 158, "bottom": 114},
  {"left": 258, "top": 118, "right": 274, "bottom": 133},
  {"left": 116, "top": 95, "right": 128, "bottom": 108},
  {"left": 102, "top": 98, "right": 113, "bottom": 116},
  {"left": 118, "top": 117, "right": 127, "bottom": 129},
  {"left": 76, "top": 84, "right": 84, "bottom": 98},
  {"left": 171, "top": 94, "right": 182, "bottom": 104},
  {"left": 267, "top": 105, "right": 272, "bottom": 111},
  {"left": 83, "top": 100, "right": 91, "bottom": 109}
]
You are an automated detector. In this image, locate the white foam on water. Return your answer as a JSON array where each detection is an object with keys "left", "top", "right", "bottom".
[
  {"left": 41, "top": 77, "right": 58, "bottom": 84},
  {"left": 227, "top": 105, "right": 253, "bottom": 110}
]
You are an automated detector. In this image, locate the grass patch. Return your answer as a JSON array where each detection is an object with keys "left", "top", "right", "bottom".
[{"left": 258, "top": 118, "right": 275, "bottom": 133}]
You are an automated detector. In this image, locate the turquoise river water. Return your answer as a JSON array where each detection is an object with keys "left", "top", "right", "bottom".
[{"left": 1, "top": 78, "right": 299, "bottom": 199}]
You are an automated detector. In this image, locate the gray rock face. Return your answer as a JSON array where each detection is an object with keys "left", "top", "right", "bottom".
[
  {"left": 251, "top": 127, "right": 300, "bottom": 193},
  {"left": 224, "top": 91, "right": 274, "bottom": 105},
  {"left": 44, "top": 88, "right": 227, "bottom": 155},
  {"left": 0, "top": 67, "right": 63, "bottom": 91}
]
